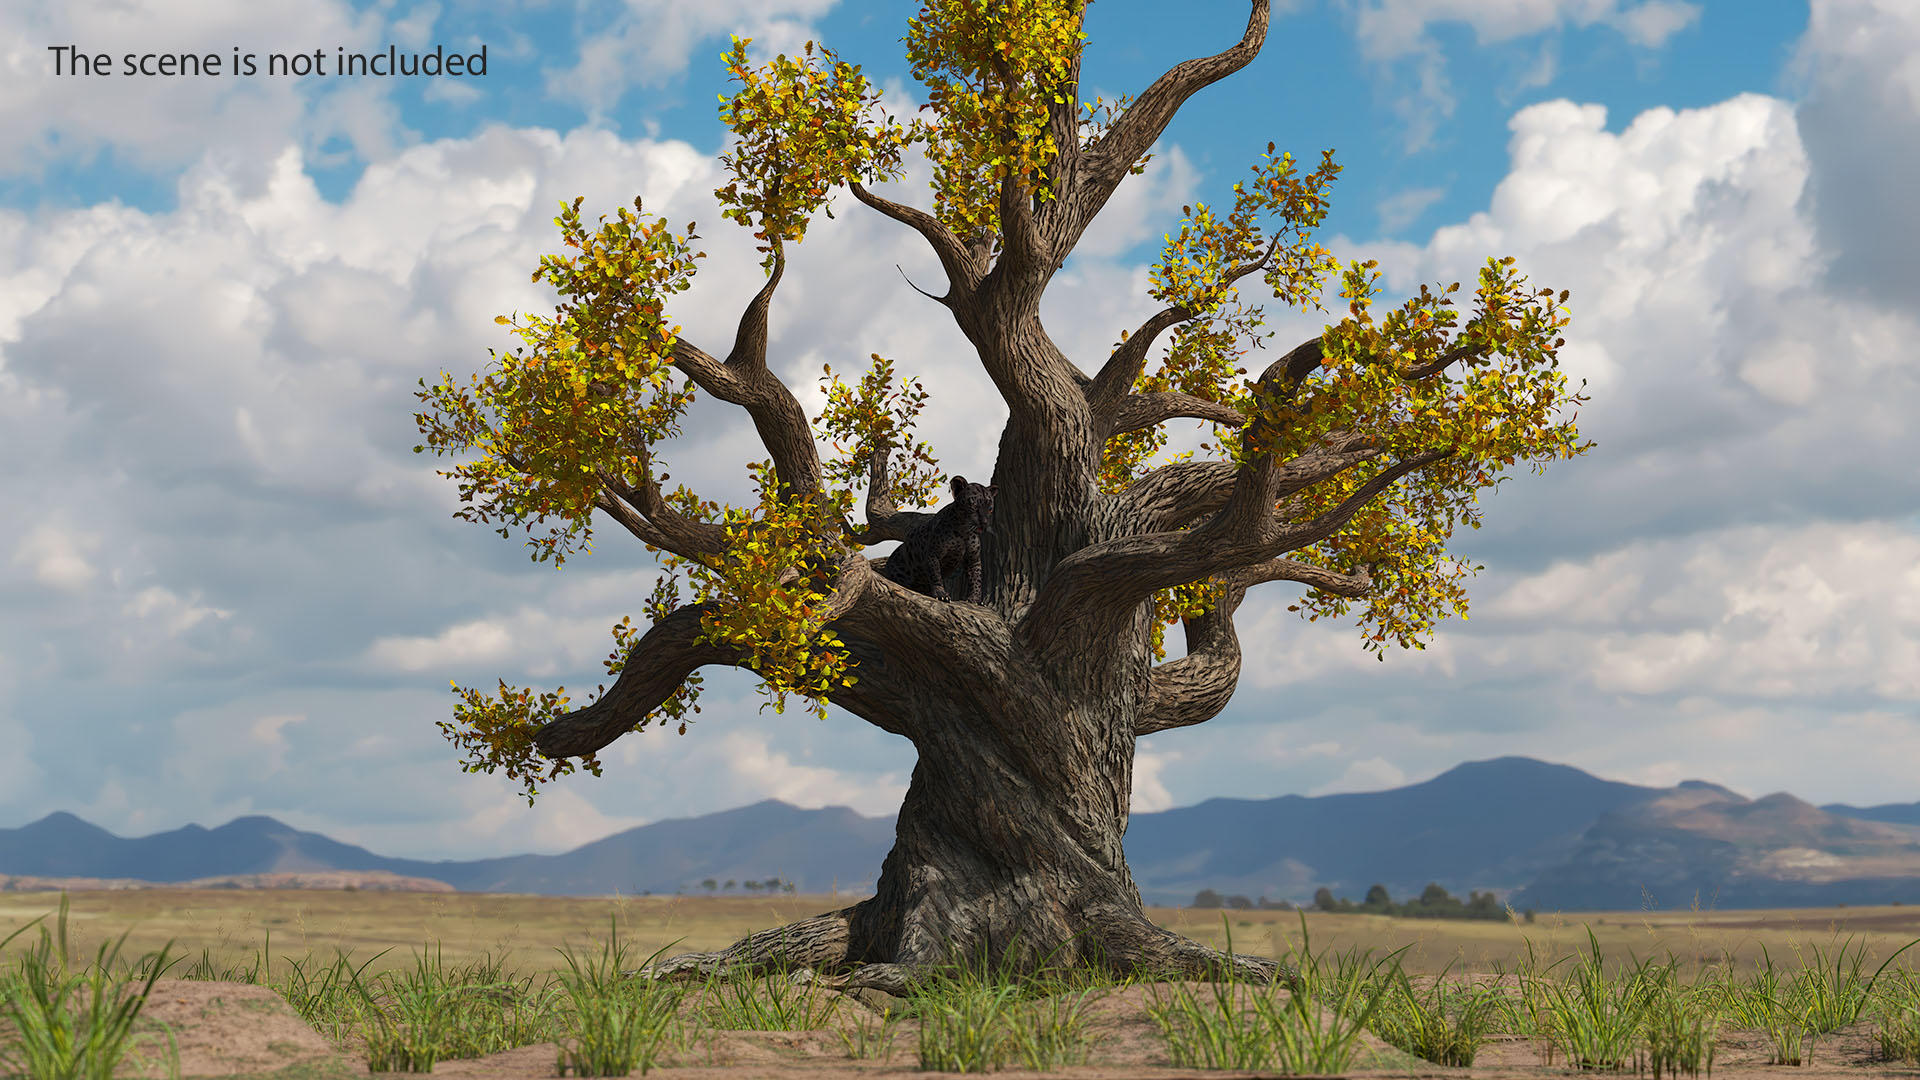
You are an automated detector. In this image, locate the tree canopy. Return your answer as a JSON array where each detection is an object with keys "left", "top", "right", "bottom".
[{"left": 411, "top": 0, "right": 1591, "bottom": 810}]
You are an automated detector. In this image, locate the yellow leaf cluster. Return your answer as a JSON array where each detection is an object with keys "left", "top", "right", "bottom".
[
  {"left": 715, "top": 36, "right": 915, "bottom": 275},
  {"left": 816, "top": 353, "right": 944, "bottom": 507},
  {"left": 903, "top": 0, "right": 1089, "bottom": 243},
  {"left": 1246, "top": 256, "right": 1590, "bottom": 657},
  {"left": 412, "top": 195, "right": 702, "bottom": 568},
  {"left": 675, "top": 462, "right": 859, "bottom": 718}
]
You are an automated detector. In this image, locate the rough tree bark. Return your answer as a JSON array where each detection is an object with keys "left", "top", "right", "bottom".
[{"left": 487, "top": 0, "right": 1552, "bottom": 998}]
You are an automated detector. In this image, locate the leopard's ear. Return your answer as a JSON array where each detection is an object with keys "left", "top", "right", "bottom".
[
  {"left": 951, "top": 475, "right": 967, "bottom": 496},
  {"left": 986, "top": 485, "right": 998, "bottom": 497}
]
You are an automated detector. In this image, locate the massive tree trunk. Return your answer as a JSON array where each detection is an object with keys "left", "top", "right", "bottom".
[{"left": 619, "top": 679, "right": 1291, "bottom": 996}]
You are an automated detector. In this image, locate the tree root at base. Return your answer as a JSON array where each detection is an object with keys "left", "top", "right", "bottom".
[{"left": 618, "top": 900, "right": 1300, "bottom": 1000}]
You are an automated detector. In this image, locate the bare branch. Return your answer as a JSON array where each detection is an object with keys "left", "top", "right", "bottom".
[
  {"left": 893, "top": 263, "right": 945, "bottom": 305},
  {"left": 586, "top": 487, "right": 684, "bottom": 553},
  {"left": 865, "top": 446, "right": 898, "bottom": 517},
  {"left": 596, "top": 451, "right": 729, "bottom": 557},
  {"left": 590, "top": 484, "right": 713, "bottom": 560},
  {"left": 1253, "top": 334, "right": 1327, "bottom": 392},
  {"left": 1267, "top": 448, "right": 1454, "bottom": 554},
  {"left": 1270, "top": 431, "right": 1387, "bottom": 501},
  {"left": 1404, "top": 340, "right": 1479, "bottom": 381},
  {"left": 1086, "top": 305, "right": 1192, "bottom": 414},
  {"left": 1240, "top": 557, "right": 1375, "bottom": 596},
  {"left": 499, "top": 384, "right": 729, "bottom": 562},
  {"left": 849, "top": 447, "right": 936, "bottom": 545}
]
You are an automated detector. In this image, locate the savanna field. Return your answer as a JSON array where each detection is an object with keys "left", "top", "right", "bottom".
[
  {"left": 7, "top": 889, "right": 1920, "bottom": 1077},
  {"left": 10, "top": 889, "right": 1920, "bottom": 981}
]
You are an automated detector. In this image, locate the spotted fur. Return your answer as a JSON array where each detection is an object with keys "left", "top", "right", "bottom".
[{"left": 882, "top": 476, "right": 997, "bottom": 602}]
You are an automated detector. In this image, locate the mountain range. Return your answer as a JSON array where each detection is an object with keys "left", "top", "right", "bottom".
[{"left": 4, "top": 756, "right": 1919, "bottom": 911}]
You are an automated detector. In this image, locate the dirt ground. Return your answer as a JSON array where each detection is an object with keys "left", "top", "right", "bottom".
[{"left": 69, "top": 976, "right": 1920, "bottom": 1080}]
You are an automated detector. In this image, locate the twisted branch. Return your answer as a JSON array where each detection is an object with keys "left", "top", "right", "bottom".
[{"left": 1137, "top": 559, "right": 1374, "bottom": 736}]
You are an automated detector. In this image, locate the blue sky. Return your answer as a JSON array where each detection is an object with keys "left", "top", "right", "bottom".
[{"left": 4, "top": 0, "right": 1917, "bottom": 868}]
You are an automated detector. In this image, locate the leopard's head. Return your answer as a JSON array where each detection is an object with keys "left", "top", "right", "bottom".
[{"left": 951, "top": 476, "right": 997, "bottom": 535}]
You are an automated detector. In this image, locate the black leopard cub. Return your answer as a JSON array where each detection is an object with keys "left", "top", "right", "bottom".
[{"left": 882, "top": 476, "right": 997, "bottom": 602}]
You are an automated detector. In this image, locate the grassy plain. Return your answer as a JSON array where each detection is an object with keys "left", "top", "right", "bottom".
[
  {"left": 6, "top": 890, "right": 1920, "bottom": 1076},
  {"left": 4, "top": 889, "right": 1920, "bottom": 984}
]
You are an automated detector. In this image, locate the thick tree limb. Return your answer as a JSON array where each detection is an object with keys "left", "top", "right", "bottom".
[
  {"left": 1136, "top": 577, "right": 1250, "bottom": 736},
  {"left": 530, "top": 602, "right": 742, "bottom": 760},
  {"left": 993, "top": 114, "right": 1053, "bottom": 285},
  {"left": 1117, "top": 461, "right": 1238, "bottom": 534},
  {"left": 664, "top": 246, "right": 824, "bottom": 496},
  {"left": 533, "top": 557, "right": 878, "bottom": 760},
  {"left": 1021, "top": 446, "right": 1450, "bottom": 658},
  {"left": 836, "top": 569, "right": 1013, "bottom": 678},
  {"left": 1108, "top": 392, "right": 1245, "bottom": 438},
  {"left": 847, "top": 181, "right": 986, "bottom": 305},
  {"left": 1103, "top": 336, "right": 1332, "bottom": 541},
  {"left": 1137, "top": 558, "right": 1375, "bottom": 736},
  {"left": 1209, "top": 336, "right": 1331, "bottom": 534},
  {"left": 1034, "top": 10, "right": 1089, "bottom": 257},
  {"left": 1046, "top": 1, "right": 1270, "bottom": 265},
  {"left": 822, "top": 635, "right": 919, "bottom": 738}
]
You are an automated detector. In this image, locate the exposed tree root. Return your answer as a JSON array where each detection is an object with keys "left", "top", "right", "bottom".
[
  {"left": 619, "top": 898, "right": 1300, "bottom": 1001},
  {"left": 620, "top": 907, "right": 857, "bottom": 982},
  {"left": 1088, "top": 909, "right": 1301, "bottom": 990}
]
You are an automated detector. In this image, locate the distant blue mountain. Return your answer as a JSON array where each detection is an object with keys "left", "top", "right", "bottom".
[
  {"left": 1513, "top": 788, "right": 1920, "bottom": 912},
  {"left": 1825, "top": 801, "right": 1920, "bottom": 827},
  {"left": 4, "top": 757, "right": 1915, "bottom": 909},
  {"left": 1122, "top": 755, "right": 1667, "bottom": 905},
  {"left": 0, "top": 801, "right": 897, "bottom": 898}
]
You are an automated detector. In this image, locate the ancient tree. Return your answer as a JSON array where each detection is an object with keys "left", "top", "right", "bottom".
[{"left": 413, "top": 0, "right": 1591, "bottom": 996}]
